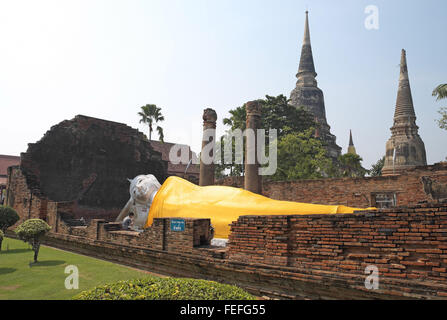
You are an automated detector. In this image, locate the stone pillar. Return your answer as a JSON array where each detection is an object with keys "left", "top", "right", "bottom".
[
  {"left": 199, "top": 108, "right": 217, "bottom": 186},
  {"left": 244, "top": 101, "right": 262, "bottom": 194}
]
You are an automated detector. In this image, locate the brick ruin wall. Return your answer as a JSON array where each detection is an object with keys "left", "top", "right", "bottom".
[
  {"left": 5, "top": 193, "right": 447, "bottom": 299},
  {"left": 5, "top": 115, "right": 168, "bottom": 223},
  {"left": 217, "top": 163, "right": 447, "bottom": 207},
  {"left": 6, "top": 166, "right": 48, "bottom": 224},
  {"left": 229, "top": 204, "right": 447, "bottom": 299},
  {"left": 4, "top": 121, "right": 447, "bottom": 300}
]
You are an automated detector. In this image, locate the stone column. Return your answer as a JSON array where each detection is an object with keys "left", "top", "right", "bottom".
[
  {"left": 244, "top": 101, "right": 262, "bottom": 194},
  {"left": 199, "top": 108, "right": 217, "bottom": 186}
]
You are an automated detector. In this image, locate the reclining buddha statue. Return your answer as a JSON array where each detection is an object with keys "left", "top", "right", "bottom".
[{"left": 117, "top": 174, "right": 374, "bottom": 239}]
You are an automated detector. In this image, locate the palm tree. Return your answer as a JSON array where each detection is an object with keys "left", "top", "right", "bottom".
[
  {"left": 138, "top": 104, "right": 164, "bottom": 142},
  {"left": 432, "top": 84, "right": 447, "bottom": 101}
]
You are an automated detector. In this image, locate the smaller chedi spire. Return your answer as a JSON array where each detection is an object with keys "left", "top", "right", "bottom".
[
  {"left": 382, "top": 49, "right": 427, "bottom": 176},
  {"left": 347, "top": 130, "right": 357, "bottom": 155}
]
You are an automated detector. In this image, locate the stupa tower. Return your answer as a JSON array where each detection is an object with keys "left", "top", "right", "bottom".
[
  {"left": 347, "top": 130, "right": 357, "bottom": 155},
  {"left": 382, "top": 49, "right": 427, "bottom": 176},
  {"left": 289, "top": 11, "right": 341, "bottom": 159}
]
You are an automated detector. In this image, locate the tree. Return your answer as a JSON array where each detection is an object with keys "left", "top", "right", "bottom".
[
  {"left": 0, "top": 230, "right": 3, "bottom": 251},
  {"left": 270, "top": 129, "right": 334, "bottom": 181},
  {"left": 370, "top": 156, "right": 385, "bottom": 177},
  {"left": 433, "top": 84, "right": 447, "bottom": 130},
  {"left": 0, "top": 205, "right": 19, "bottom": 232},
  {"left": 436, "top": 107, "right": 447, "bottom": 131},
  {"left": 15, "top": 219, "right": 51, "bottom": 263},
  {"left": 336, "top": 153, "right": 368, "bottom": 178},
  {"left": 138, "top": 104, "right": 165, "bottom": 141},
  {"left": 0, "top": 206, "right": 19, "bottom": 252},
  {"left": 433, "top": 84, "right": 447, "bottom": 101},
  {"left": 220, "top": 94, "right": 317, "bottom": 178},
  {"left": 214, "top": 132, "right": 244, "bottom": 178},
  {"left": 223, "top": 95, "right": 315, "bottom": 139}
]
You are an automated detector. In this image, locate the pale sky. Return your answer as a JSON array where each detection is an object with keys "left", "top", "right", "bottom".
[{"left": 0, "top": 0, "right": 446, "bottom": 169}]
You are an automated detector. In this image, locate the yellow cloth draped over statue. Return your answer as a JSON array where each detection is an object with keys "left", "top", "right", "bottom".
[{"left": 144, "top": 176, "right": 373, "bottom": 239}]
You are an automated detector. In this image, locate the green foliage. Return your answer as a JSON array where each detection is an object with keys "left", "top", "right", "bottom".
[
  {"left": 73, "top": 277, "right": 256, "bottom": 300},
  {"left": 432, "top": 84, "right": 447, "bottom": 101},
  {"left": 214, "top": 133, "right": 244, "bottom": 178},
  {"left": 336, "top": 153, "right": 368, "bottom": 178},
  {"left": 437, "top": 106, "right": 447, "bottom": 131},
  {"left": 370, "top": 156, "right": 385, "bottom": 177},
  {"left": 15, "top": 219, "right": 51, "bottom": 241},
  {"left": 138, "top": 104, "right": 165, "bottom": 141},
  {"left": 15, "top": 219, "right": 51, "bottom": 262},
  {"left": 433, "top": 84, "right": 447, "bottom": 131},
  {"left": 0, "top": 205, "right": 20, "bottom": 232},
  {"left": 223, "top": 94, "right": 315, "bottom": 138},
  {"left": 220, "top": 94, "right": 317, "bottom": 178},
  {"left": 270, "top": 129, "right": 333, "bottom": 181}
]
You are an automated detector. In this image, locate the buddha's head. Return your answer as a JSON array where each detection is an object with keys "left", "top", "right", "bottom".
[{"left": 129, "top": 174, "right": 161, "bottom": 205}]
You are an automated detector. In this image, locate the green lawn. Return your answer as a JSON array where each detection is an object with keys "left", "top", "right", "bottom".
[{"left": 0, "top": 237, "right": 154, "bottom": 300}]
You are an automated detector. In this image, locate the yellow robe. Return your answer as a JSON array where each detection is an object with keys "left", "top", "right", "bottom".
[{"left": 144, "top": 176, "right": 373, "bottom": 239}]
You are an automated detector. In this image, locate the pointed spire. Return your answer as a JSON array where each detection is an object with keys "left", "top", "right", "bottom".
[
  {"left": 347, "top": 130, "right": 357, "bottom": 155},
  {"left": 303, "top": 10, "right": 311, "bottom": 45},
  {"left": 394, "top": 49, "right": 416, "bottom": 120},
  {"left": 296, "top": 11, "right": 317, "bottom": 86},
  {"left": 382, "top": 49, "right": 427, "bottom": 176}
]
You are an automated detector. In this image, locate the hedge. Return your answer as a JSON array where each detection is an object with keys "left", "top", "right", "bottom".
[
  {"left": 0, "top": 205, "right": 19, "bottom": 231},
  {"left": 73, "top": 276, "right": 256, "bottom": 300}
]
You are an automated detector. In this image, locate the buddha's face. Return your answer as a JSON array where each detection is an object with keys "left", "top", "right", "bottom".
[{"left": 129, "top": 174, "right": 161, "bottom": 204}]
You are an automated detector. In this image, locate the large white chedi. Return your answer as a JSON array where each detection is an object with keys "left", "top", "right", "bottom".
[{"left": 115, "top": 174, "right": 161, "bottom": 230}]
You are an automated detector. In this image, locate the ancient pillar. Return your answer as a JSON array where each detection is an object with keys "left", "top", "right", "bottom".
[
  {"left": 244, "top": 101, "right": 262, "bottom": 194},
  {"left": 199, "top": 108, "right": 217, "bottom": 186}
]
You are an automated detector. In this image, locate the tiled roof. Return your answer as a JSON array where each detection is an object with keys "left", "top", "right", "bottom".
[{"left": 0, "top": 154, "right": 20, "bottom": 176}]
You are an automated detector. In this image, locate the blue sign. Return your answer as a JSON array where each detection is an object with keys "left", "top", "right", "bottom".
[{"left": 170, "top": 219, "right": 185, "bottom": 232}]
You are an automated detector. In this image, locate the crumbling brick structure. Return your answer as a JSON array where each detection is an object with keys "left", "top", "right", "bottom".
[
  {"left": 5, "top": 200, "right": 447, "bottom": 299},
  {"left": 228, "top": 203, "right": 447, "bottom": 299},
  {"left": 217, "top": 162, "right": 447, "bottom": 208},
  {"left": 6, "top": 115, "right": 167, "bottom": 224},
  {"left": 4, "top": 114, "right": 447, "bottom": 299}
]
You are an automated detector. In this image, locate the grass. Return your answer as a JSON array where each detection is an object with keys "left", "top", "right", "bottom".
[{"left": 0, "top": 237, "right": 152, "bottom": 300}]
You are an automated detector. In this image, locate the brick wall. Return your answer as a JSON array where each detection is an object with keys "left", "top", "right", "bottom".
[
  {"left": 5, "top": 166, "right": 48, "bottom": 226},
  {"left": 5, "top": 161, "right": 447, "bottom": 299},
  {"left": 14, "top": 115, "right": 168, "bottom": 222},
  {"left": 217, "top": 163, "right": 447, "bottom": 208},
  {"left": 44, "top": 200, "right": 213, "bottom": 255},
  {"left": 228, "top": 203, "right": 447, "bottom": 299},
  {"left": 5, "top": 197, "right": 445, "bottom": 299}
]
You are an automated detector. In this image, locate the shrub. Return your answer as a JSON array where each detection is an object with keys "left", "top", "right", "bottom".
[
  {"left": 0, "top": 229, "right": 3, "bottom": 251},
  {"left": 15, "top": 219, "right": 51, "bottom": 262},
  {"left": 0, "top": 205, "right": 20, "bottom": 232},
  {"left": 73, "top": 277, "right": 256, "bottom": 300}
]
